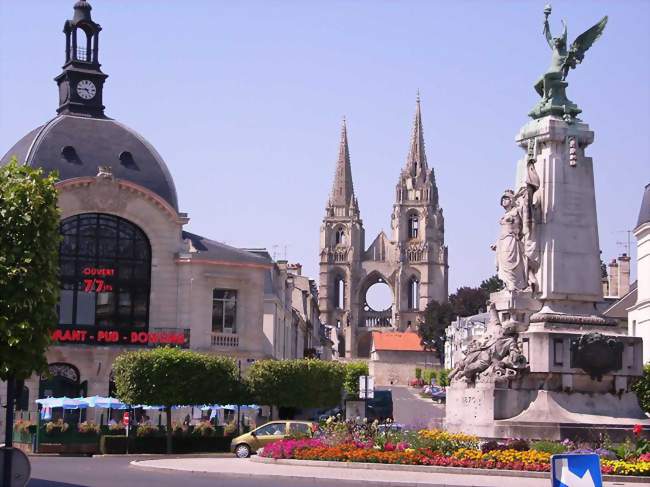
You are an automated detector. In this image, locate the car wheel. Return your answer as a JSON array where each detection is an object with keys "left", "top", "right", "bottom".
[{"left": 235, "top": 444, "right": 251, "bottom": 458}]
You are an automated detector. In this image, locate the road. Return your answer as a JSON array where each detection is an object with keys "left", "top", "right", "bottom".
[
  {"left": 378, "top": 385, "right": 445, "bottom": 429},
  {"left": 27, "top": 455, "right": 362, "bottom": 487}
]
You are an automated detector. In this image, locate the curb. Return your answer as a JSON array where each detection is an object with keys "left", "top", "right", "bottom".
[
  {"left": 93, "top": 452, "right": 232, "bottom": 458},
  {"left": 251, "top": 455, "right": 650, "bottom": 484}
]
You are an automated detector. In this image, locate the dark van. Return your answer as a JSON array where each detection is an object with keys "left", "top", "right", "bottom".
[{"left": 366, "top": 390, "right": 393, "bottom": 422}]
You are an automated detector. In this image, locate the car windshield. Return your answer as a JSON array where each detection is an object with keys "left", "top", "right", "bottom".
[{"left": 255, "top": 423, "right": 285, "bottom": 436}]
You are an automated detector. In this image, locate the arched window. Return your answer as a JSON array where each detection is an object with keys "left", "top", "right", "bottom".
[
  {"left": 74, "top": 27, "right": 94, "bottom": 62},
  {"left": 408, "top": 277, "right": 420, "bottom": 310},
  {"left": 408, "top": 214, "right": 419, "bottom": 239},
  {"left": 334, "top": 277, "right": 345, "bottom": 309},
  {"left": 335, "top": 227, "right": 346, "bottom": 245},
  {"left": 58, "top": 213, "right": 151, "bottom": 332}
]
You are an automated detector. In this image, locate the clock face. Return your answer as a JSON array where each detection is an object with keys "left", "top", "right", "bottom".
[{"left": 76, "top": 80, "right": 96, "bottom": 100}]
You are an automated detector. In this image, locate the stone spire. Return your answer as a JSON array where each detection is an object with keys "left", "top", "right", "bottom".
[
  {"left": 405, "top": 93, "right": 429, "bottom": 178},
  {"left": 329, "top": 118, "right": 356, "bottom": 208}
]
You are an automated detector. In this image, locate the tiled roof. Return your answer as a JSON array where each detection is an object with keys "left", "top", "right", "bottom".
[
  {"left": 182, "top": 231, "right": 272, "bottom": 267},
  {"left": 638, "top": 183, "right": 650, "bottom": 228},
  {"left": 371, "top": 331, "right": 425, "bottom": 352}
]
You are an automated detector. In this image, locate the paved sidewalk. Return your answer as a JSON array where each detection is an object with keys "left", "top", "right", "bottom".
[{"left": 131, "top": 457, "right": 642, "bottom": 486}]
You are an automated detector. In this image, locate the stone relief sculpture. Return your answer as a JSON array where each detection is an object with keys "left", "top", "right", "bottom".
[
  {"left": 530, "top": 5, "right": 607, "bottom": 119},
  {"left": 491, "top": 141, "right": 540, "bottom": 292},
  {"left": 449, "top": 304, "right": 527, "bottom": 383}
]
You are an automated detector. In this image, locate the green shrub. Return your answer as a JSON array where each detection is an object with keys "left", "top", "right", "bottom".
[
  {"left": 136, "top": 424, "right": 159, "bottom": 438},
  {"left": 437, "top": 369, "right": 451, "bottom": 387},
  {"left": 343, "top": 361, "right": 369, "bottom": 398},
  {"left": 632, "top": 363, "right": 650, "bottom": 413},
  {"left": 415, "top": 368, "right": 422, "bottom": 380},
  {"left": 249, "top": 359, "right": 346, "bottom": 408},
  {"left": 99, "top": 434, "right": 234, "bottom": 454},
  {"left": 100, "top": 435, "right": 127, "bottom": 454},
  {"left": 531, "top": 440, "right": 568, "bottom": 455}
]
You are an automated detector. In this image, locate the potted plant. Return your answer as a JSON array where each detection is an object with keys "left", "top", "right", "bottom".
[
  {"left": 78, "top": 421, "right": 100, "bottom": 436},
  {"left": 45, "top": 419, "right": 69, "bottom": 435}
]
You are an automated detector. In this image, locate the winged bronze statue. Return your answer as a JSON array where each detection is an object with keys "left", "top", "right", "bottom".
[{"left": 530, "top": 5, "right": 608, "bottom": 119}]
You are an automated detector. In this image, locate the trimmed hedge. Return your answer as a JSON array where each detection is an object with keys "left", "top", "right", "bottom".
[{"left": 99, "top": 435, "right": 235, "bottom": 454}]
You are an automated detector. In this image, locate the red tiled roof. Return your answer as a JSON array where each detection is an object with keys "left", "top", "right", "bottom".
[{"left": 371, "top": 331, "right": 425, "bottom": 352}]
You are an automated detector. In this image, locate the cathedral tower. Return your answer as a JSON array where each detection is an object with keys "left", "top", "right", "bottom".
[{"left": 319, "top": 98, "right": 448, "bottom": 359}]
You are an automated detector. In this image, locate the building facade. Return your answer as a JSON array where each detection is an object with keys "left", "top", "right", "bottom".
[
  {"left": 629, "top": 184, "right": 650, "bottom": 363},
  {"left": 318, "top": 100, "right": 448, "bottom": 358},
  {"left": 0, "top": 0, "right": 326, "bottom": 424}
]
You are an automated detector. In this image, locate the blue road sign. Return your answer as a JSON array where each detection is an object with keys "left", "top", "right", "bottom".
[{"left": 551, "top": 453, "right": 602, "bottom": 487}]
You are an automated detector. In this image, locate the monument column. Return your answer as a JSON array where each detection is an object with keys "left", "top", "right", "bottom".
[{"left": 516, "top": 117, "right": 603, "bottom": 315}]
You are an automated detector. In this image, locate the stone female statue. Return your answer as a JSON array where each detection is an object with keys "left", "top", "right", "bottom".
[{"left": 492, "top": 190, "right": 528, "bottom": 291}]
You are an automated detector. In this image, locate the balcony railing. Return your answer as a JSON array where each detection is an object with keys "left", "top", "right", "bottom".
[
  {"left": 360, "top": 309, "right": 393, "bottom": 328},
  {"left": 211, "top": 332, "right": 239, "bottom": 348},
  {"left": 75, "top": 47, "right": 91, "bottom": 62}
]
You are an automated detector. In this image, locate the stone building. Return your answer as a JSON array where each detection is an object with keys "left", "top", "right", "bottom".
[
  {"left": 0, "top": 0, "right": 326, "bottom": 423},
  {"left": 318, "top": 99, "right": 448, "bottom": 359},
  {"left": 369, "top": 332, "right": 435, "bottom": 386}
]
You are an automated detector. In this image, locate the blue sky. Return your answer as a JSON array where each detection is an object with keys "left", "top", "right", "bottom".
[{"left": 1, "top": 0, "right": 648, "bottom": 293}]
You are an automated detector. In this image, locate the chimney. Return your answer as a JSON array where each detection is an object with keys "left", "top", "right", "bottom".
[
  {"left": 607, "top": 259, "right": 619, "bottom": 297},
  {"left": 287, "top": 263, "right": 302, "bottom": 276},
  {"left": 617, "top": 253, "right": 631, "bottom": 296}
]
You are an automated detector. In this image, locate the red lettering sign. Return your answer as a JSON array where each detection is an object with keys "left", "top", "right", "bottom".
[
  {"left": 123, "top": 412, "right": 130, "bottom": 426},
  {"left": 81, "top": 268, "right": 115, "bottom": 293},
  {"left": 51, "top": 329, "right": 186, "bottom": 345}
]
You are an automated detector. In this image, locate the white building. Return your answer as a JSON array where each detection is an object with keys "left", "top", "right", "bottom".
[
  {"left": 628, "top": 184, "right": 650, "bottom": 364},
  {"left": 444, "top": 313, "right": 489, "bottom": 369}
]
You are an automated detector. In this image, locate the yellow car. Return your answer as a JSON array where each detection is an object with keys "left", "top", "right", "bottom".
[{"left": 230, "top": 420, "right": 316, "bottom": 458}]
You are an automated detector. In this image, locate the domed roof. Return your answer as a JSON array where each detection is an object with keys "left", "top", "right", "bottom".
[{"left": 1, "top": 114, "right": 179, "bottom": 211}]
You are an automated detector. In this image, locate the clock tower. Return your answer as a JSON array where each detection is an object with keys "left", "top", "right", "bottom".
[{"left": 55, "top": 0, "right": 108, "bottom": 118}]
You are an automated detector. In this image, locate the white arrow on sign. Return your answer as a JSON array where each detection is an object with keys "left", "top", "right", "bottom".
[{"left": 553, "top": 458, "right": 596, "bottom": 487}]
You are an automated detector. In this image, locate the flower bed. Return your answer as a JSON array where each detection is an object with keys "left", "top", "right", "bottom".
[{"left": 258, "top": 420, "right": 650, "bottom": 477}]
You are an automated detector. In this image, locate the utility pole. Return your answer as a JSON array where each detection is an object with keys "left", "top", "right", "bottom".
[{"left": 3, "top": 375, "right": 16, "bottom": 487}]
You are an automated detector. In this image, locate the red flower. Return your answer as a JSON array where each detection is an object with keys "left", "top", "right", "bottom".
[{"left": 633, "top": 424, "right": 643, "bottom": 437}]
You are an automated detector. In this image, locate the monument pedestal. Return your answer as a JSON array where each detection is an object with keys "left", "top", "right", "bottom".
[
  {"left": 445, "top": 318, "right": 649, "bottom": 441},
  {"left": 446, "top": 114, "right": 649, "bottom": 441}
]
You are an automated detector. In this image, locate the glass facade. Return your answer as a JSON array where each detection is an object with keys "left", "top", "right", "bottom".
[{"left": 57, "top": 213, "right": 151, "bottom": 333}]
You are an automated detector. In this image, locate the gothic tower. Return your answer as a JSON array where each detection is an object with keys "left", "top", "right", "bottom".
[
  {"left": 319, "top": 97, "right": 448, "bottom": 359},
  {"left": 318, "top": 119, "right": 364, "bottom": 358},
  {"left": 391, "top": 95, "right": 448, "bottom": 329}
]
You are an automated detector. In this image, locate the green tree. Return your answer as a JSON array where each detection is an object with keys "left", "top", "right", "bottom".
[
  {"left": 113, "top": 347, "right": 239, "bottom": 453},
  {"left": 0, "top": 159, "right": 60, "bottom": 484},
  {"left": 248, "top": 359, "right": 345, "bottom": 410},
  {"left": 0, "top": 158, "right": 60, "bottom": 381},
  {"left": 449, "top": 286, "right": 488, "bottom": 317},
  {"left": 418, "top": 300, "right": 455, "bottom": 365},
  {"left": 632, "top": 363, "right": 650, "bottom": 413},
  {"left": 480, "top": 274, "right": 504, "bottom": 294},
  {"left": 343, "top": 361, "right": 369, "bottom": 398}
]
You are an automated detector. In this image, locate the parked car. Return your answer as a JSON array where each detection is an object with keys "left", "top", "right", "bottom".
[
  {"left": 366, "top": 390, "right": 393, "bottom": 422},
  {"left": 423, "top": 385, "right": 446, "bottom": 403},
  {"left": 376, "top": 422, "right": 404, "bottom": 434},
  {"left": 317, "top": 407, "right": 344, "bottom": 421},
  {"left": 230, "top": 420, "right": 316, "bottom": 458}
]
